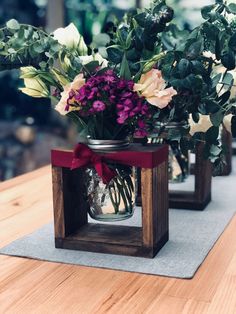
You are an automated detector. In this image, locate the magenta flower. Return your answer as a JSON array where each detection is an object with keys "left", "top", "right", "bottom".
[{"left": 93, "top": 100, "right": 106, "bottom": 112}]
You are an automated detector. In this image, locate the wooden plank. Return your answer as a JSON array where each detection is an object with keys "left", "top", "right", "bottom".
[
  {"left": 169, "top": 143, "right": 212, "bottom": 210},
  {"left": 52, "top": 166, "right": 65, "bottom": 239},
  {"left": 61, "top": 167, "right": 88, "bottom": 236},
  {"left": 68, "top": 224, "right": 142, "bottom": 246},
  {"left": 194, "top": 143, "right": 212, "bottom": 203},
  {"left": 141, "top": 161, "right": 168, "bottom": 253}
]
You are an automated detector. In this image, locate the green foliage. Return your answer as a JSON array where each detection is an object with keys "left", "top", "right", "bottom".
[
  {"left": 106, "top": 0, "right": 174, "bottom": 80},
  {"left": 0, "top": 20, "right": 83, "bottom": 80}
]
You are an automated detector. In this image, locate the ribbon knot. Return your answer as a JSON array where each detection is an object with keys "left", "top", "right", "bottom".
[{"left": 71, "top": 143, "right": 117, "bottom": 184}]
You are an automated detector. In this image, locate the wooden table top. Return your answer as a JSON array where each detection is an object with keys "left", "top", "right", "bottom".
[{"left": 0, "top": 166, "right": 236, "bottom": 313}]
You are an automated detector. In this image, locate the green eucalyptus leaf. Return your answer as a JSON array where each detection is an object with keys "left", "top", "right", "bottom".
[
  {"left": 184, "top": 74, "right": 203, "bottom": 91},
  {"left": 221, "top": 50, "right": 235, "bottom": 70},
  {"left": 212, "top": 73, "right": 222, "bottom": 88},
  {"left": 192, "top": 112, "right": 200, "bottom": 123},
  {"left": 228, "top": 3, "right": 236, "bottom": 14},
  {"left": 210, "top": 144, "right": 222, "bottom": 156},
  {"left": 186, "top": 40, "right": 203, "bottom": 60},
  {"left": 202, "top": 22, "right": 219, "bottom": 41},
  {"left": 218, "top": 90, "right": 231, "bottom": 105},
  {"left": 201, "top": 5, "right": 215, "bottom": 20},
  {"left": 215, "top": 36, "right": 221, "bottom": 60},
  {"left": 205, "top": 99, "right": 220, "bottom": 114},
  {"left": 229, "top": 33, "right": 236, "bottom": 52},
  {"left": 191, "top": 60, "right": 206, "bottom": 75},
  {"left": 178, "top": 58, "right": 191, "bottom": 78},
  {"left": 210, "top": 111, "right": 224, "bottom": 127},
  {"left": 205, "top": 126, "right": 219, "bottom": 144}
]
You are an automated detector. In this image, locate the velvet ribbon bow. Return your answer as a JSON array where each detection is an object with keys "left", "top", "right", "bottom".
[{"left": 71, "top": 143, "right": 117, "bottom": 184}]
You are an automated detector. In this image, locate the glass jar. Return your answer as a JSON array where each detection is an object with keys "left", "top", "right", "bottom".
[
  {"left": 85, "top": 139, "right": 135, "bottom": 222},
  {"left": 151, "top": 122, "right": 189, "bottom": 183}
]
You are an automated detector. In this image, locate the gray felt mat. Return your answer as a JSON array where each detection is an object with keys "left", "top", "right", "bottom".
[{"left": 1, "top": 160, "right": 235, "bottom": 278}]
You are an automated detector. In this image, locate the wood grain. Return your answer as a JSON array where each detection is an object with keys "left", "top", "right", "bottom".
[
  {"left": 53, "top": 148, "right": 169, "bottom": 258},
  {"left": 1, "top": 166, "right": 236, "bottom": 313}
]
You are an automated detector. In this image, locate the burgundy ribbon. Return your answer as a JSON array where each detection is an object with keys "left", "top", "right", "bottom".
[{"left": 71, "top": 143, "right": 117, "bottom": 184}]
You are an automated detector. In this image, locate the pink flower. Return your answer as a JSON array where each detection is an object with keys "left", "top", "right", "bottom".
[
  {"left": 133, "top": 69, "right": 177, "bottom": 109},
  {"left": 92, "top": 100, "right": 106, "bottom": 112},
  {"left": 55, "top": 74, "right": 85, "bottom": 115}
]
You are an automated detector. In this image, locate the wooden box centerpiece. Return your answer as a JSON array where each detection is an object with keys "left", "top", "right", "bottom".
[{"left": 51, "top": 144, "right": 169, "bottom": 258}]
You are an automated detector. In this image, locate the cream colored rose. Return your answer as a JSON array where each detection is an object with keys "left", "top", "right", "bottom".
[
  {"left": 79, "top": 53, "right": 108, "bottom": 68},
  {"left": 189, "top": 114, "right": 213, "bottom": 136},
  {"left": 134, "top": 69, "right": 177, "bottom": 109},
  {"left": 55, "top": 73, "right": 85, "bottom": 115},
  {"left": 53, "top": 23, "right": 88, "bottom": 55},
  {"left": 19, "top": 78, "right": 49, "bottom": 98}
]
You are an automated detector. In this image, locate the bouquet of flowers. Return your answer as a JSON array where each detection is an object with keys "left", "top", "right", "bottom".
[{"left": 0, "top": 0, "right": 235, "bottom": 165}]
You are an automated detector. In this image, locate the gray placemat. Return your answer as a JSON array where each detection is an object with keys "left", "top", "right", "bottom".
[{"left": 1, "top": 161, "right": 235, "bottom": 279}]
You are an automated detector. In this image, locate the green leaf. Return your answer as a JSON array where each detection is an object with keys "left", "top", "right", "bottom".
[
  {"left": 191, "top": 60, "right": 206, "bottom": 75},
  {"left": 178, "top": 58, "right": 191, "bottom": 78},
  {"left": 229, "top": 33, "right": 236, "bottom": 52},
  {"left": 106, "top": 46, "right": 123, "bottom": 64},
  {"left": 202, "top": 22, "right": 219, "bottom": 41},
  {"left": 201, "top": 5, "right": 215, "bottom": 19},
  {"left": 215, "top": 36, "right": 221, "bottom": 60},
  {"left": 186, "top": 41, "right": 203, "bottom": 60},
  {"left": 205, "top": 126, "right": 219, "bottom": 144},
  {"left": 220, "top": 72, "right": 234, "bottom": 89},
  {"left": 228, "top": 3, "right": 236, "bottom": 14},
  {"left": 212, "top": 73, "right": 222, "bottom": 88},
  {"left": 6, "top": 19, "right": 20, "bottom": 30},
  {"left": 134, "top": 12, "right": 147, "bottom": 28},
  {"left": 192, "top": 112, "right": 199, "bottom": 123},
  {"left": 205, "top": 99, "right": 220, "bottom": 114},
  {"left": 120, "top": 54, "right": 131, "bottom": 80},
  {"left": 210, "top": 144, "right": 221, "bottom": 156},
  {"left": 33, "top": 42, "right": 45, "bottom": 53},
  {"left": 221, "top": 50, "right": 235, "bottom": 70},
  {"left": 83, "top": 60, "right": 99, "bottom": 74},
  {"left": 218, "top": 90, "right": 231, "bottom": 105},
  {"left": 210, "top": 111, "right": 224, "bottom": 127}
]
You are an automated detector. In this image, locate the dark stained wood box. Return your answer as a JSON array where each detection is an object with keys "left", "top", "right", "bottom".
[
  {"left": 136, "top": 143, "right": 212, "bottom": 211},
  {"left": 51, "top": 144, "right": 169, "bottom": 258}
]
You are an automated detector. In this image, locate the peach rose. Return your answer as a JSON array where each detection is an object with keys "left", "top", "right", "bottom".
[
  {"left": 55, "top": 73, "right": 85, "bottom": 115},
  {"left": 134, "top": 69, "right": 177, "bottom": 108}
]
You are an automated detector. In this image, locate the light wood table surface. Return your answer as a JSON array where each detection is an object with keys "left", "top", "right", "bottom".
[{"left": 0, "top": 166, "right": 236, "bottom": 313}]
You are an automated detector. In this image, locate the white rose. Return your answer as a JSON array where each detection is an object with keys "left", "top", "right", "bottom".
[{"left": 53, "top": 23, "right": 88, "bottom": 55}]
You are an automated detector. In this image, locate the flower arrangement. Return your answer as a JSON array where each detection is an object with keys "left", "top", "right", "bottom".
[{"left": 0, "top": 0, "right": 235, "bottom": 168}]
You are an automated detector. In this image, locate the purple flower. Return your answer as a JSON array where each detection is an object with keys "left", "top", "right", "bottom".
[{"left": 93, "top": 100, "right": 106, "bottom": 112}]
